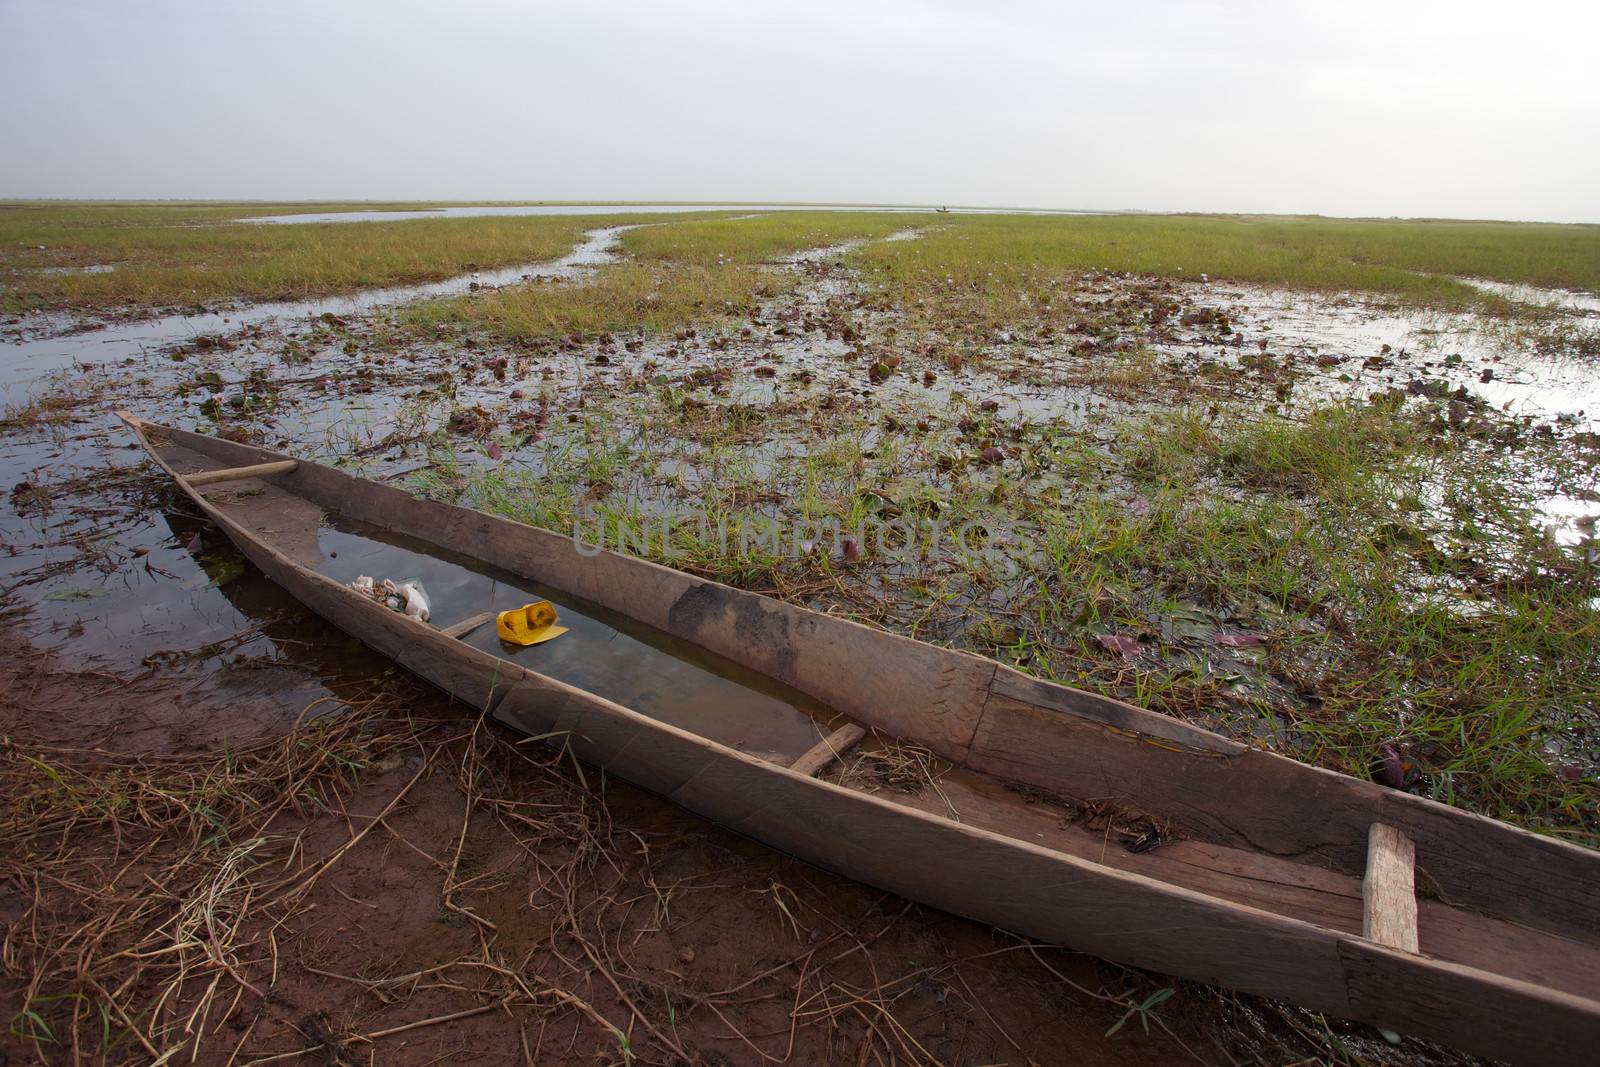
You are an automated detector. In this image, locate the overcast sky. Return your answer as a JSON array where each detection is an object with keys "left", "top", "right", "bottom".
[{"left": 3, "top": 0, "right": 1596, "bottom": 221}]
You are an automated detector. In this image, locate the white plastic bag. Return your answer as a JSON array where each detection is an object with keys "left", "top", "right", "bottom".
[
  {"left": 397, "top": 580, "right": 431, "bottom": 622},
  {"left": 350, "top": 574, "right": 430, "bottom": 622}
]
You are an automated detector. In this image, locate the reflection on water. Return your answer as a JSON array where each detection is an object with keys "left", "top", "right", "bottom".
[
  {"left": 315, "top": 515, "right": 835, "bottom": 761},
  {"left": 1457, "top": 277, "right": 1600, "bottom": 316}
]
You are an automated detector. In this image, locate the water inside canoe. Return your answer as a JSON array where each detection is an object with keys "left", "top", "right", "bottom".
[{"left": 314, "top": 514, "right": 837, "bottom": 762}]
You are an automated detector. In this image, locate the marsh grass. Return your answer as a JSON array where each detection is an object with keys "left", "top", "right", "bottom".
[
  {"left": 408, "top": 260, "right": 783, "bottom": 340},
  {"left": 1020, "top": 403, "right": 1597, "bottom": 836},
  {"left": 855, "top": 214, "right": 1600, "bottom": 311},
  {"left": 10, "top": 203, "right": 1596, "bottom": 327},
  {"left": 617, "top": 212, "right": 913, "bottom": 265},
  {"left": 20, "top": 198, "right": 1591, "bottom": 841},
  {"left": 1213, "top": 402, "right": 1422, "bottom": 498},
  {"left": 0, "top": 202, "right": 725, "bottom": 315},
  {"left": 405, "top": 212, "right": 916, "bottom": 341}
]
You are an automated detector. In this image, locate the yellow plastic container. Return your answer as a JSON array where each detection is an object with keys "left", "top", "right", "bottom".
[{"left": 496, "top": 601, "right": 569, "bottom": 646}]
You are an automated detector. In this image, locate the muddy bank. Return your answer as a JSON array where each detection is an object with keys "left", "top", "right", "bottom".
[{"left": 4, "top": 611, "right": 1376, "bottom": 1066}]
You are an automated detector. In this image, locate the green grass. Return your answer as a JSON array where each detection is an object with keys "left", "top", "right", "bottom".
[
  {"left": 1214, "top": 403, "right": 1422, "bottom": 498},
  {"left": 0, "top": 201, "right": 728, "bottom": 316},
  {"left": 408, "top": 260, "right": 779, "bottom": 339},
  {"left": 1017, "top": 403, "right": 1596, "bottom": 836},
  {"left": 406, "top": 211, "right": 916, "bottom": 341},
  {"left": 1059, "top": 490, "right": 1590, "bottom": 827},
  {"left": 10, "top": 204, "right": 1598, "bottom": 324},
  {"left": 855, "top": 214, "right": 1600, "bottom": 312},
  {"left": 617, "top": 212, "right": 911, "bottom": 265}
]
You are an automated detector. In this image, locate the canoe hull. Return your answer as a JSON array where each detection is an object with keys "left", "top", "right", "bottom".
[{"left": 124, "top": 417, "right": 1600, "bottom": 1065}]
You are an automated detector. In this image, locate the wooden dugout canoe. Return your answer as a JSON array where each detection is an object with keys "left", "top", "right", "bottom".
[{"left": 119, "top": 412, "right": 1600, "bottom": 1064}]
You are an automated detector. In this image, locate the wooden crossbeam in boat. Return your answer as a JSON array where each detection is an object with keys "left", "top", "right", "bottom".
[
  {"left": 789, "top": 724, "right": 867, "bottom": 778},
  {"left": 439, "top": 611, "right": 498, "bottom": 640},
  {"left": 185, "top": 460, "right": 300, "bottom": 487},
  {"left": 1362, "top": 822, "right": 1419, "bottom": 953}
]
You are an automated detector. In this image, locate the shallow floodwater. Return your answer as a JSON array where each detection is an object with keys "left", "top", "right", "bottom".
[
  {"left": 1168, "top": 283, "right": 1600, "bottom": 427},
  {"left": 0, "top": 227, "right": 626, "bottom": 404},
  {"left": 316, "top": 515, "right": 834, "bottom": 761},
  {"left": 1458, "top": 277, "right": 1600, "bottom": 316}
]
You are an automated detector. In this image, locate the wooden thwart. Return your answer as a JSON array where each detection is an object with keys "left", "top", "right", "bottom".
[
  {"left": 439, "top": 611, "right": 498, "bottom": 640},
  {"left": 789, "top": 724, "right": 867, "bottom": 777},
  {"left": 1363, "top": 823, "right": 1419, "bottom": 953},
  {"left": 186, "top": 460, "right": 300, "bottom": 486}
]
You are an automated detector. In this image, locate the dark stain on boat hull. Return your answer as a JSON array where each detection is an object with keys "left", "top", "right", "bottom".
[{"left": 668, "top": 580, "right": 806, "bottom": 684}]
